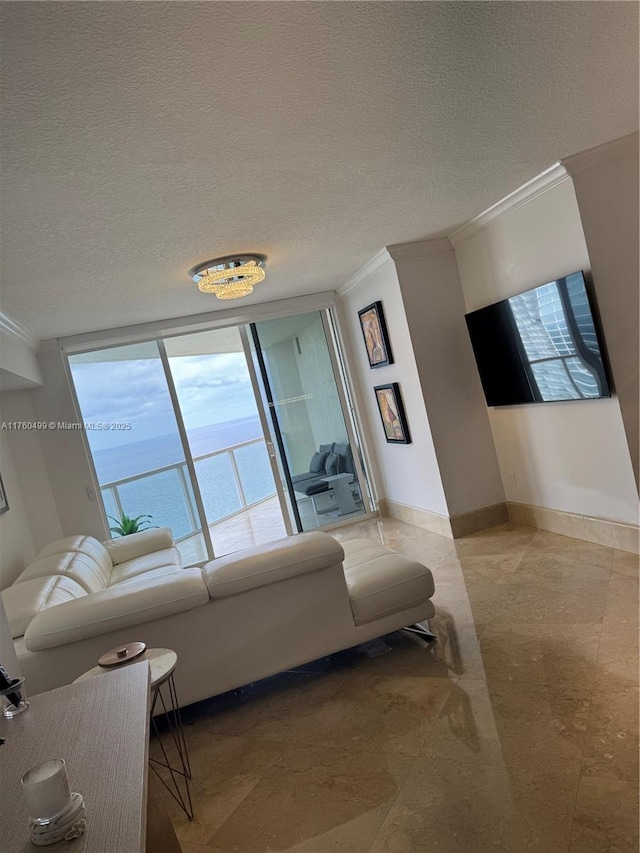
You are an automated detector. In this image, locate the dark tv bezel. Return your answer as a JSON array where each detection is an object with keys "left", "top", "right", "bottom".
[{"left": 465, "top": 270, "right": 612, "bottom": 408}]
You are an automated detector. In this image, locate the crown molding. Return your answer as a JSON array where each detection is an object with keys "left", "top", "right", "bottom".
[
  {"left": 562, "top": 131, "right": 639, "bottom": 178},
  {"left": 0, "top": 310, "right": 40, "bottom": 350},
  {"left": 386, "top": 237, "right": 452, "bottom": 261},
  {"left": 449, "top": 162, "right": 569, "bottom": 248},
  {"left": 338, "top": 248, "right": 394, "bottom": 295}
]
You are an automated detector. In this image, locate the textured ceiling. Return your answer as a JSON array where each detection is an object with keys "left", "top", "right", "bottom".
[{"left": 1, "top": 1, "right": 638, "bottom": 340}]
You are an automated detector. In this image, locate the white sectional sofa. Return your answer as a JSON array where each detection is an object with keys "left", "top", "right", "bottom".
[{"left": 1, "top": 528, "right": 435, "bottom": 709}]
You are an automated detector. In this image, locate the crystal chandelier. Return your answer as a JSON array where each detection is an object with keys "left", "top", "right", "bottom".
[{"left": 191, "top": 255, "right": 266, "bottom": 300}]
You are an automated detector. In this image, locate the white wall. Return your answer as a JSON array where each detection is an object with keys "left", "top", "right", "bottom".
[
  {"left": 563, "top": 133, "right": 639, "bottom": 490},
  {"left": 390, "top": 241, "right": 506, "bottom": 517},
  {"left": 338, "top": 255, "right": 449, "bottom": 517},
  {"left": 0, "top": 391, "right": 63, "bottom": 556},
  {"left": 0, "top": 414, "right": 37, "bottom": 588},
  {"left": 455, "top": 176, "right": 638, "bottom": 525}
]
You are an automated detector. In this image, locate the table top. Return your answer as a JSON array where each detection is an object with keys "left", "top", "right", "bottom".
[
  {"left": 0, "top": 662, "right": 150, "bottom": 853},
  {"left": 74, "top": 648, "right": 177, "bottom": 691},
  {"left": 322, "top": 473, "right": 353, "bottom": 483}
]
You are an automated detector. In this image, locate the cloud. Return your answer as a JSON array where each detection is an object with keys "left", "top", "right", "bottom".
[
  {"left": 69, "top": 352, "right": 257, "bottom": 449},
  {"left": 169, "top": 353, "right": 251, "bottom": 388}
]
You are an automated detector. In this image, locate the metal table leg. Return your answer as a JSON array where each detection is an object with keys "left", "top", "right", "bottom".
[{"left": 149, "top": 673, "right": 193, "bottom": 821}]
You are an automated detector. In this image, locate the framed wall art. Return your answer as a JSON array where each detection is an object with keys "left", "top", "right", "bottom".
[
  {"left": 358, "top": 301, "right": 393, "bottom": 368},
  {"left": 374, "top": 382, "right": 411, "bottom": 444},
  {"left": 0, "top": 472, "right": 8, "bottom": 515}
]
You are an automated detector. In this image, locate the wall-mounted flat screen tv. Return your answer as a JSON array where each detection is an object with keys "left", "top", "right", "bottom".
[{"left": 465, "top": 271, "right": 611, "bottom": 407}]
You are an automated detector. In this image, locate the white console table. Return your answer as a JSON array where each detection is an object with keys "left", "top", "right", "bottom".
[
  {"left": 322, "top": 473, "right": 358, "bottom": 515},
  {"left": 0, "top": 661, "right": 180, "bottom": 853}
]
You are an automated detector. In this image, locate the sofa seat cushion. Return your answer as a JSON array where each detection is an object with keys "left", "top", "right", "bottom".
[
  {"left": 342, "top": 539, "right": 435, "bottom": 626},
  {"left": 1, "top": 576, "right": 88, "bottom": 638},
  {"left": 291, "top": 472, "right": 330, "bottom": 496},
  {"left": 109, "top": 547, "right": 182, "bottom": 585},
  {"left": 13, "top": 550, "right": 110, "bottom": 594},
  {"left": 112, "top": 565, "right": 184, "bottom": 588},
  {"left": 291, "top": 472, "right": 321, "bottom": 486}
]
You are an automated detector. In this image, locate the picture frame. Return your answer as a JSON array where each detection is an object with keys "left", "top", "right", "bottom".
[
  {"left": 0, "top": 472, "right": 8, "bottom": 515},
  {"left": 357, "top": 301, "right": 394, "bottom": 368},
  {"left": 374, "top": 382, "right": 411, "bottom": 444}
]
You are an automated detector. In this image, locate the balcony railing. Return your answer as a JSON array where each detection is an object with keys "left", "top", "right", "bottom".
[{"left": 100, "top": 437, "right": 276, "bottom": 543}]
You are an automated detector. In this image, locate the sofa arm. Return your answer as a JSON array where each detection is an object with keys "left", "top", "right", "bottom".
[
  {"left": 103, "top": 527, "right": 175, "bottom": 566},
  {"left": 203, "top": 532, "right": 345, "bottom": 599},
  {"left": 24, "top": 569, "right": 208, "bottom": 651}
]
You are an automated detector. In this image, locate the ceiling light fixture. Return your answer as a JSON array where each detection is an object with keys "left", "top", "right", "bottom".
[{"left": 191, "top": 254, "right": 266, "bottom": 300}]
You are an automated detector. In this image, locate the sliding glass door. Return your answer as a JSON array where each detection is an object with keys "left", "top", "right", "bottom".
[{"left": 250, "top": 312, "right": 368, "bottom": 531}]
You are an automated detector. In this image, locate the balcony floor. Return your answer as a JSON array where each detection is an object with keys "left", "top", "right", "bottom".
[
  {"left": 178, "top": 496, "right": 286, "bottom": 564},
  {"left": 178, "top": 492, "right": 365, "bottom": 565}
]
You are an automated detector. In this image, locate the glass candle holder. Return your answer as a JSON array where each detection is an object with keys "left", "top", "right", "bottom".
[
  {"left": 0, "top": 676, "right": 29, "bottom": 718},
  {"left": 21, "top": 759, "right": 72, "bottom": 821}
]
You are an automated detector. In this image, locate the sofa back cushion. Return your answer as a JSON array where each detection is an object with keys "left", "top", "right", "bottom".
[
  {"left": 109, "top": 547, "right": 182, "bottom": 585},
  {"left": 24, "top": 569, "right": 209, "bottom": 651},
  {"left": 38, "top": 535, "right": 112, "bottom": 570},
  {"left": 204, "top": 532, "right": 345, "bottom": 598},
  {"left": 316, "top": 443, "right": 354, "bottom": 476},
  {"left": 324, "top": 451, "right": 340, "bottom": 476},
  {"left": 21, "top": 535, "right": 113, "bottom": 592},
  {"left": 14, "top": 549, "right": 111, "bottom": 594},
  {"left": 103, "top": 527, "right": 175, "bottom": 567},
  {"left": 1, "top": 576, "right": 88, "bottom": 638},
  {"left": 309, "top": 451, "right": 328, "bottom": 474},
  {"left": 332, "top": 443, "right": 355, "bottom": 475}
]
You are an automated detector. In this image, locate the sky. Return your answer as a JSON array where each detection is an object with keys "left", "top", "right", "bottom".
[{"left": 69, "top": 352, "right": 258, "bottom": 452}]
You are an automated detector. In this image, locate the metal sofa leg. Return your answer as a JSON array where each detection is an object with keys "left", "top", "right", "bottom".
[{"left": 403, "top": 621, "right": 437, "bottom": 641}]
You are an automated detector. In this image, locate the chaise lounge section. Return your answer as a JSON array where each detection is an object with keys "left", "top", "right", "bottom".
[{"left": 2, "top": 528, "right": 436, "bottom": 709}]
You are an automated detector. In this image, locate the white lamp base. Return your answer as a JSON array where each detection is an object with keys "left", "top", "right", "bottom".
[{"left": 29, "top": 792, "right": 86, "bottom": 846}]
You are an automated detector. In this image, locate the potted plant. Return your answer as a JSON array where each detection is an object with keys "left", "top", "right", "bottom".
[{"left": 108, "top": 512, "right": 156, "bottom": 537}]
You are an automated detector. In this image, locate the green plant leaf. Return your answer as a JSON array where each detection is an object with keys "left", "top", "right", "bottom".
[{"left": 107, "top": 511, "right": 155, "bottom": 536}]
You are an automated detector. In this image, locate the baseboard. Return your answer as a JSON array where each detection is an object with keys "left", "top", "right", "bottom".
[
  {"left": 371, "top": 496, "right": 638, "bottom": 553},
  {"left": 378, "top": 498, "right": 511, "bottom": 539},
  {"left": 508, "top": 501, "right": 640, "bottom": 554},
  {"left": 378, "top": 499, "right": 453, "bottom": 538},
  {"left": 448, "top": 503, "right": 510, "bottom": 538}
]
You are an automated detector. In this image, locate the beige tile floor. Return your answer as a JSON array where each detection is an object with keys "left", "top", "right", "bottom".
[{"left": 158, "top": 517, "right": 639, "bottom": 853}]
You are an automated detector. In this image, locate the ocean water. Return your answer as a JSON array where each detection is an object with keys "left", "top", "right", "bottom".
[{"left": 95, "top": 415, "right": 275, "bottom": 538}]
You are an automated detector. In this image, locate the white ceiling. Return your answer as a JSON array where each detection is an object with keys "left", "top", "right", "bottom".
[{"left": 1, "top": 2, "right": 638, "bottom": 341}]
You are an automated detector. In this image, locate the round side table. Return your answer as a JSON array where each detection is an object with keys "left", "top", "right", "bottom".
[{"left": 75, "top": 647, "right": 193, "bottom": 820}]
